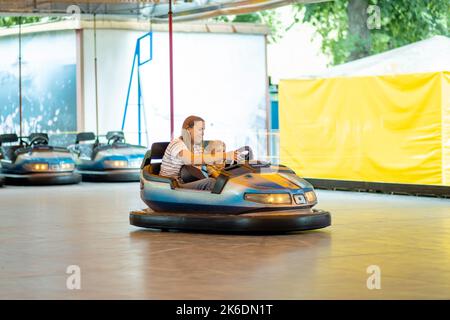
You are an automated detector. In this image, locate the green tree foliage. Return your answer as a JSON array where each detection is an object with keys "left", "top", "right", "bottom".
[
  {"left": 297, "top": 0, "right": 449, "bottom": 65},
  {"left": 214, "top": 11, "right": 284, "bottom": 43},
  {"left": 0, "top": 17, "right": 42, "bottom": 27}
]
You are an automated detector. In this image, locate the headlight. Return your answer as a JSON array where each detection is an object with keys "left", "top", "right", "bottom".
[
  {"left": 304, "top": 191, "right": 317, "bottom": 203},
  {"left": 128, "top": 159, "right": 142, "bottom": 168},
  {"left": 25, "top": 162, "right": 74, "bottom": 172},
  {"left": 60, "top": 163, "right": 75, "bottom": 171},
  {"left": 244, "top": 193, "right": 292, "bottom": 205},
  {"left": 104, "top": 160, "right": 128, "bottom": 168},
  {"left": 293, "top": 194, "right": 306, "bottom": 204},
  {"left": 26, "top": 163, "right": 49, "bottom": 172}
]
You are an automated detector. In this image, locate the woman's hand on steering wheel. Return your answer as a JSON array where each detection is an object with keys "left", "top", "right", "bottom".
[
  {"left": 235, "top": 146, "right": 253, "bottom": 162},
  {"left": 220, "top": 146, "right": 254, "bottom": 168},
  {"left": 224, "top": 150, "right": 238, "bottom": 163}
]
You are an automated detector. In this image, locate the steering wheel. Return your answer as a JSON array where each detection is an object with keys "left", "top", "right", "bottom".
[
  {"left": 29, "top": 135, "right": 49, "bottom": 146},
  {"left": 223, "top": 145, "right": 254, "bottom": 170},
  {"left": 107, "top": 134, "right": 125, "bottom": 145},
  {"left": 235, "top": 145, "right": 253, "bottom": 162},
  {"left": 18, "top": 138, "right": 29, "bottom": 148}
]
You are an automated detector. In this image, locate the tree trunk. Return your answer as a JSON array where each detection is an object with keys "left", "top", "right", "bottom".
[{"left": 347, "top": 0, "right": 371, "bottom": 61}]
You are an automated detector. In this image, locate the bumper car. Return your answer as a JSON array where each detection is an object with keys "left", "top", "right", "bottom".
[
  {"left": 130, "top": 142, "right": 331, "bottom": 233},
  {"left": 0, "top": 133, "right": 81, "bottom": 185},
  {"left": 68, "top": 131, "right": 147, "bottom": 182}
]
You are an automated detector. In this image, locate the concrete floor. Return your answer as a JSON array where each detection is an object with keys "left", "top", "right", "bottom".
[{"left": 0, "top": 183, "right": 449, "bottom": 299}]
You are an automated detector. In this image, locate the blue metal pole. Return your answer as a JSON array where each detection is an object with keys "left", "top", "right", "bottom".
[
  {"left": 137, "top": 68, "right": 142, "bottom": 146},
  {"left": 121, "top": 49, "right": 138, "bottom": 131}
]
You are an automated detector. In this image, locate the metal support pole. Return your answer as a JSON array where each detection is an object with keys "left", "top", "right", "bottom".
[
  {"left": 168, "top": 0, "right": 174, "bottom": 140},
  {"left": 137, "top": 63, "right": 142, "bottom": 145},
  {"left": 18, "top": 16, "right": 23, "bottom": 142},
  {"left": 93, "top": 13, "right": 100, "bottom": 140},
  {"left": 121, "top": 51, "right": 137, "bottom": 131}
]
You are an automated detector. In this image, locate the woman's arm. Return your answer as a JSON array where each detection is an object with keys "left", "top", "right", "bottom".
[{"left": 178, "top": 149, "right": 235, "bottom": 165}]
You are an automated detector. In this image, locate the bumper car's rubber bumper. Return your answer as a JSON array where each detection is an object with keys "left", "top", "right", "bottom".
[
  {"left": 1, "top": 172, "right": 81, "bottom": 186},
  {"left": 78, "top": 169, "right": 140, "bottom": 182},
  {"left": 130, "top": 208, "right": 331, "bottom": 234},
  {"left": 0, "top": 176, "right": 4, "bottom": 187}
]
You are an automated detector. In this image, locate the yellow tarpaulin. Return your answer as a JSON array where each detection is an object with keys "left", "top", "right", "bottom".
[
  {"left": 279, "top": 71, "right": 450, "bottom": 186},
  {"left": 442, "top": 72, "right": 450, "bottom": 185}
]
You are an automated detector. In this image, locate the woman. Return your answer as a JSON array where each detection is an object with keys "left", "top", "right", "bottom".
[{"left": 159, "top": 115, "right": 237, "bottom": 190}]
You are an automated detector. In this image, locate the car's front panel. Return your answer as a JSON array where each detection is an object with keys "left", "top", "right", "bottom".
[
  {"left": 141, "top": 166, "right": 318, "bottom": 214},
  {"left": 75, "top": 146, "right": 146, "bottom": 171},
  {"left": 3, "top": 150, "right": 76, "bottom": 175}
]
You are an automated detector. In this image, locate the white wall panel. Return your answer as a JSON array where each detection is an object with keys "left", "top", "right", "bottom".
[{"left": 82, "top": 29, "right": 268, "bottom": 155}]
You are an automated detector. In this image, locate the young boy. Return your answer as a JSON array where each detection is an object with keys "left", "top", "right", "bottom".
[{"left": 204, "top": 140, "right": 227, "bottom": 177}]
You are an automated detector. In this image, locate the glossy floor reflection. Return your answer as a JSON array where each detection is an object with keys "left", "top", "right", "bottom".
[{"left": 0, "top": 183, "right": 449, "bottom": 299}]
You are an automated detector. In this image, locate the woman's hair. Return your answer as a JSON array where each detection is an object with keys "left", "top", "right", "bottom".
[
  {"left": 182, "top": 115, "right": 205, "bottom": 131},
  {"left": 180, "top": 115, "right": 205, "bottom": 152}
]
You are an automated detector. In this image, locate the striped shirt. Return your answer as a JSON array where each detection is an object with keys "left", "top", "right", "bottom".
[{"left": 159, "top": 138, "right": 202, "bottom": 179}]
